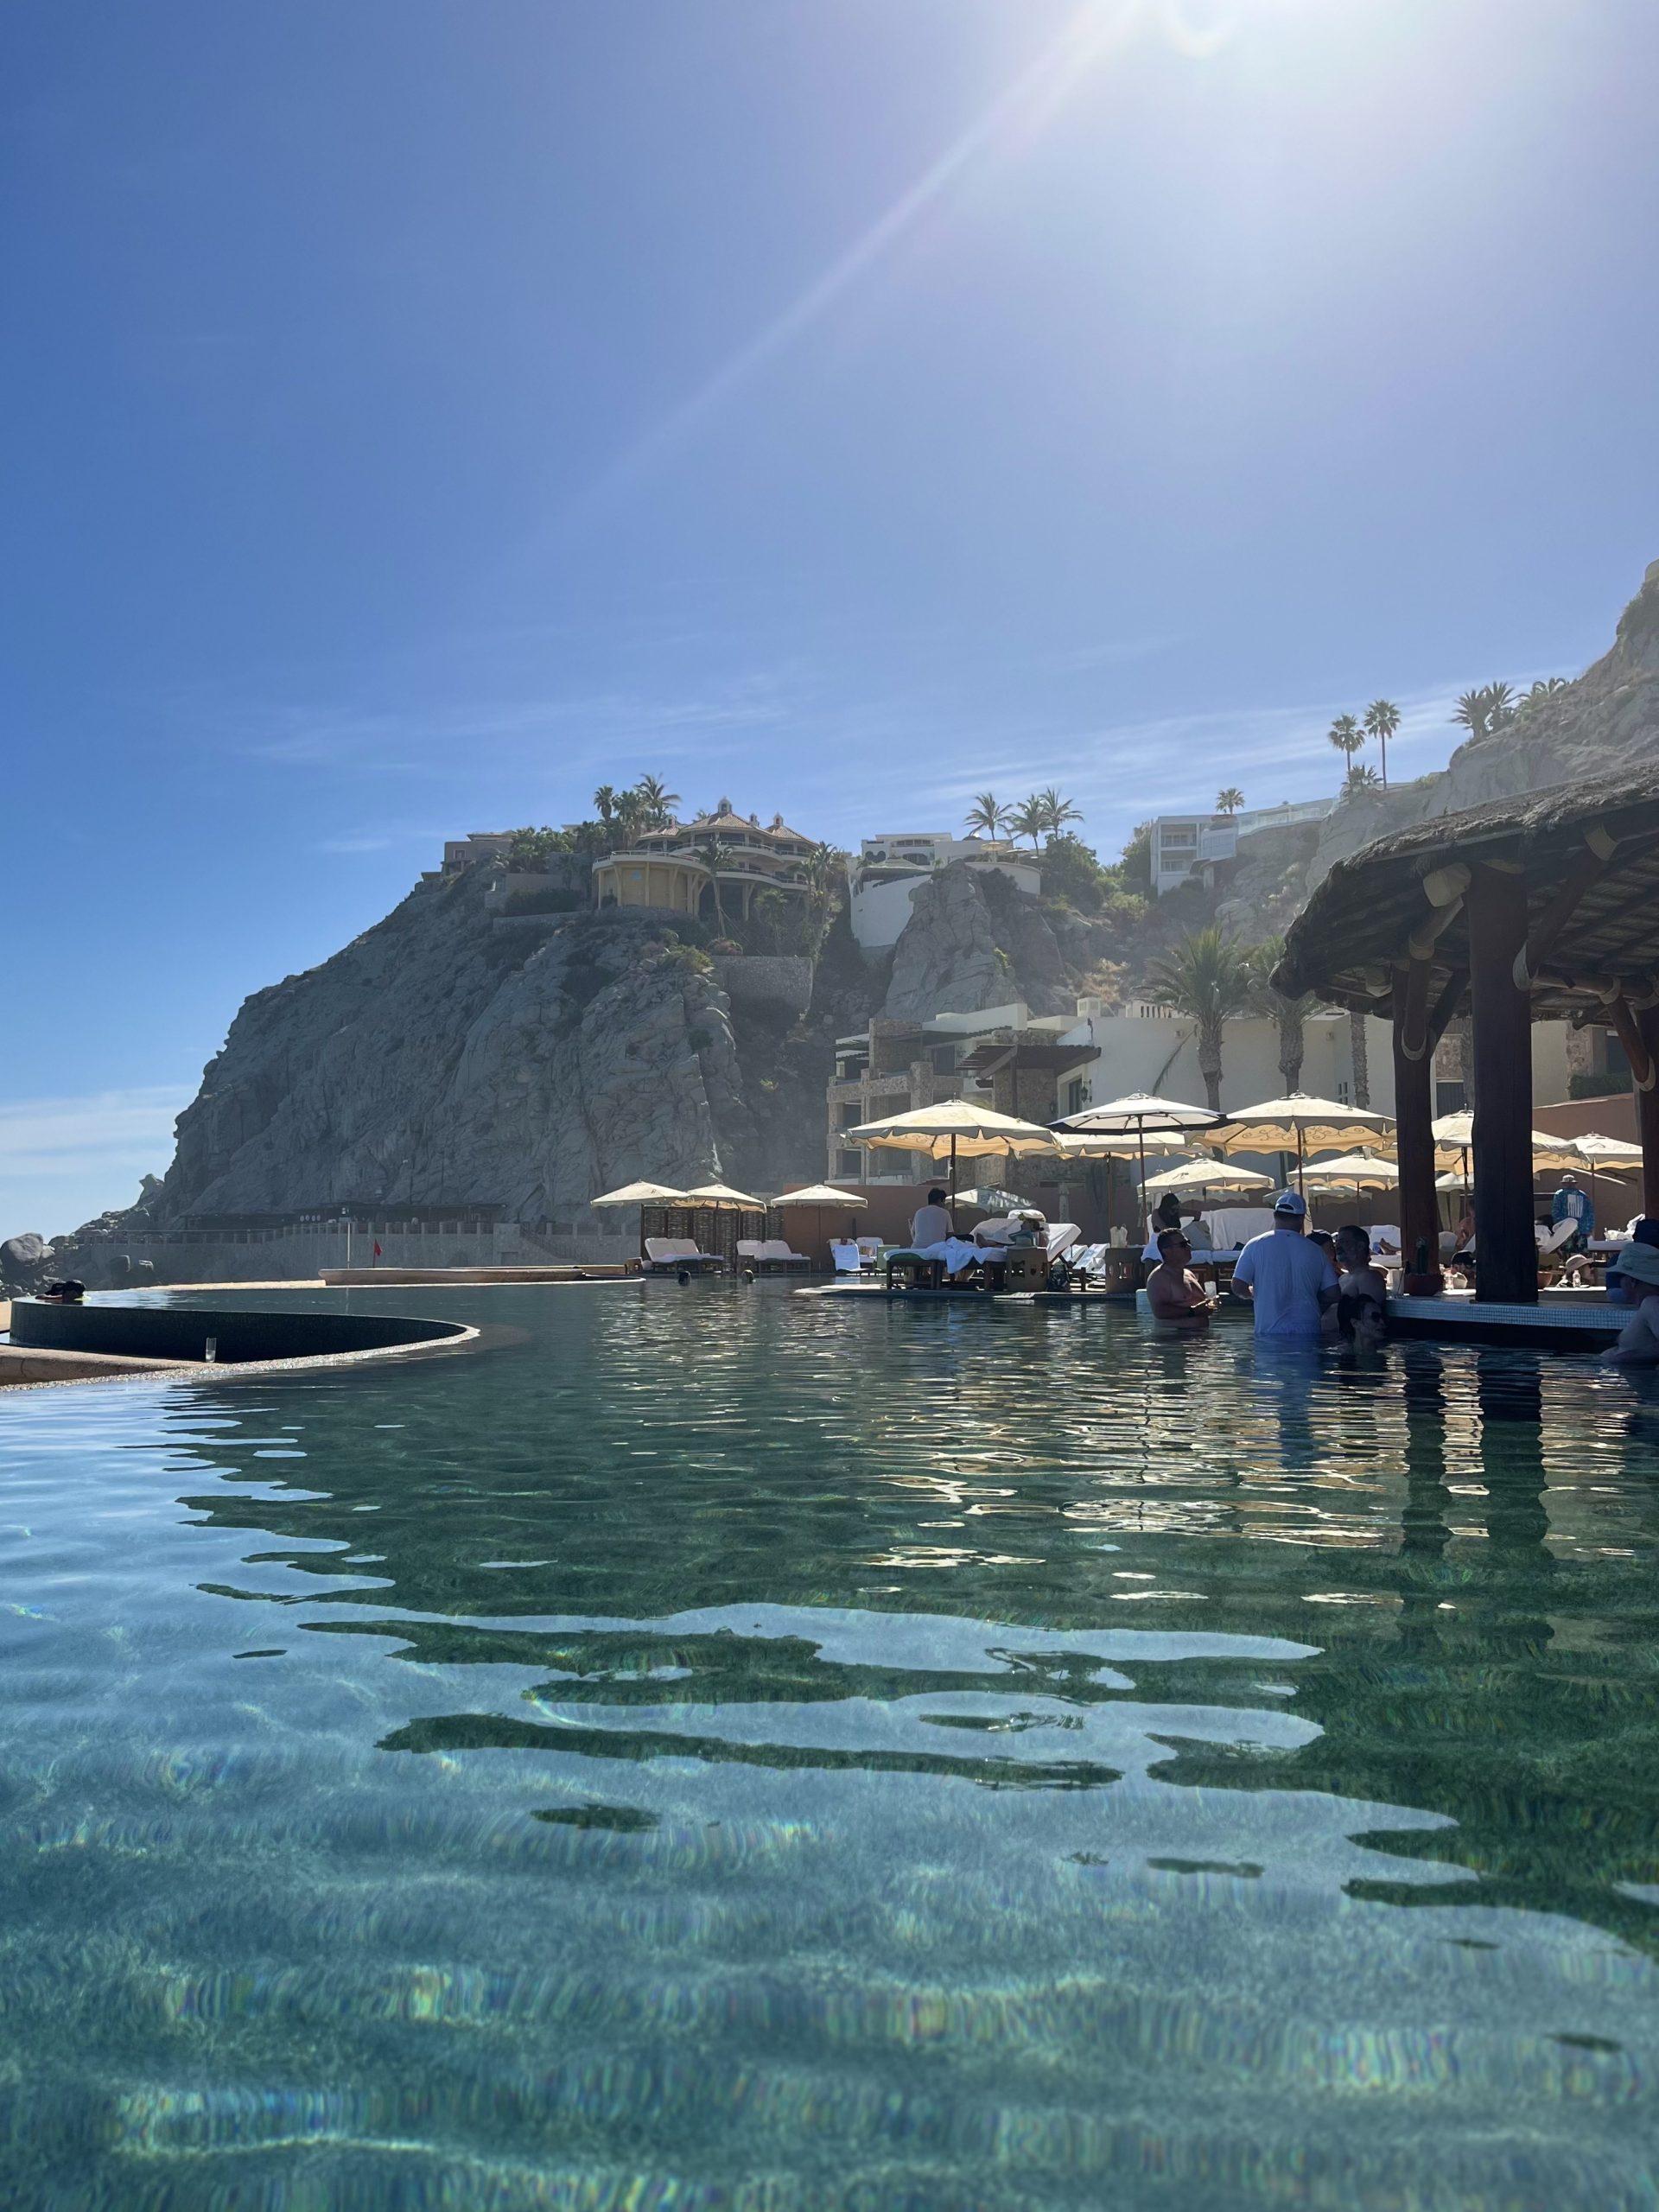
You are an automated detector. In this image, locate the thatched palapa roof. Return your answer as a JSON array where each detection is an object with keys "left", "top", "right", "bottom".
[{"left": 1274, "top": 767, "right": 1659, "bottom": 1020}]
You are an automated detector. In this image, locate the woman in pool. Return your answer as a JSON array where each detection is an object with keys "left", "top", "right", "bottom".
[{"left": 1606, "top": 1238, "right": 1659, "bottom": 1363}]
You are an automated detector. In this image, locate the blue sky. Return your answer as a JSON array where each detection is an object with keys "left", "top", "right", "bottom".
[{"left": 4, "top": 0, "right": 1657, "bottom": 1234}]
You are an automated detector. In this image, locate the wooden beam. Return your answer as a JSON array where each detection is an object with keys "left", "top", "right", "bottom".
[
  {"left": 1393, "top": 970, "right": 1440, "bottom": 1283},
  {"left": 1511, "top": 836, "right": 1612, "bottom": 988},
  {"left": 1641, "top": 1007, "right": 1659, "bottom": 1217},
  {"left": 1427, "top": 968, "right": 1468, "bottom": 1055},
  {"left": 1398, "top": 957, "right": 1432, "bottom": 1060},
  {"left": 1467, "top": 862, "right": 1536, "bottom": 1305},
  {"left": 1605, "top": 995, "right": 1656, "bottom": 1092}
]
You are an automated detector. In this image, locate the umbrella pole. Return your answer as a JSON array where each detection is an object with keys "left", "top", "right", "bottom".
[
  {"left": 1137, "top": 1128, "right": 1147, "bottom": 1235},
  {"left": 1296, "top": 1128, "right": 1306, "bottom": 1198},
  {"left": 949, "top": 1135, "right": 958, "bottom": 1234}
]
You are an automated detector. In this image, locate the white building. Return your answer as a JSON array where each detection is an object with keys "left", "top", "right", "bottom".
[
  {"left": 847, "top": 832, "right": 1042, "bottom": 950},
  {"left": 1055, "top": 1003, "right": 1573, "bottom": 1123},
  {"left": 1151, "top": 798, "right": 1336, "bottom": 898}
]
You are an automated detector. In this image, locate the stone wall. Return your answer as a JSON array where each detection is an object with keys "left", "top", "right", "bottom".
[{"left": 710, "top": 955, "right": 814, "bottom": 1017}]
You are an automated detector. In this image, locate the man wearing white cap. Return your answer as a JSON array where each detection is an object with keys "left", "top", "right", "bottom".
[{"left": 1229, "top": 1190, "right": 1339, "bottom": 1338}]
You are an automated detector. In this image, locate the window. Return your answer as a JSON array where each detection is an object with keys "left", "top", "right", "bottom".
[
  {"left": 930, "top": 1045, "right": 957, "bottom": 1074},
  {"left": 1064, "top": 1077, "right": 1086, "bottom": 1116},
  {"left": 1436, "top": 1080, "right": 1467, "bottom": 1116},
  {"left": 1336, "top": 1080, "right": 1351, "bottom": 1103},
  {"left": 836, "top": 1152, "right": 862, "bottom": 1180}
]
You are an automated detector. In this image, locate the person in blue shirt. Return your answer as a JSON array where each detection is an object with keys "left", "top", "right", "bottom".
[{"left": 1551, "top": 1172, "right": 1594, "bottom": 1253}]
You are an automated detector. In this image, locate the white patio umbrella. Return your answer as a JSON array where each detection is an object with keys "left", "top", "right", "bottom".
[
  {"left": 1303, "top": 1150, "right": 1400, "bottom": 1208},
  {"left": 953, "top": 1185, "right": 1033, "bottom": 1214},
  {"left": 843, "top": 1099, "right": 1060, "bottom": 1222},
  {"left": 1141, "top": 1158, "right": 1274, "bottom": 1196},
  {"left": 682, "top": 1182, "right": 770, "bottom": 1210},
  {"left": 589, "top": 1179, "right": 689, "bottom": 1207},
  {"left": 1208, "top": 1093, "right": 1395, "bottom": 1196},
  {"left": 1430, "top": 1113, "right": 1581, "bottom": 1191},
  {"left": 1563, "top": 1131, "right": 1644, "bottom": 1225},
  {"left": 771, "top": 1182, "right": 868, "bottom": 1269},
  {"left": 1053, "top": 1092, "right": 1222, "bottom": 1217}
]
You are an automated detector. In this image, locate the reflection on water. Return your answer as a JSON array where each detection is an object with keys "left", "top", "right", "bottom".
[{"left": 3, "top": 1282, "right": 1659, "bottom": 2204}]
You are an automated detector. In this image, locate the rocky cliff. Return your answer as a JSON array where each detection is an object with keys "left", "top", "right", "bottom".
[
  {"left": 1306, "top": 557, "right": 1659, "bottom": 890},
  {"left": 140, "top": 871, "right": 755, "bottom": 1227}
]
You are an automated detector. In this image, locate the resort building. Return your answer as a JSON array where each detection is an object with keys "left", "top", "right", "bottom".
[
  {"left": 592, "top": 804, "right": 817, "bottom": 923},
  {"left": 847, "top": 833, "right": 1041, "bottom": 951},
  {"left": 827, "top": 1001, "right": 1092, "bottom": 1182},
  {"left": 1151, "top": 798, "right": 1335, "bottom": 897},
  {"left": 441, "top": 831, "right": 519, "bottom": 876},
  {"left": 1053, "top": 1001, "right": 1574, "bottom": 1123}
]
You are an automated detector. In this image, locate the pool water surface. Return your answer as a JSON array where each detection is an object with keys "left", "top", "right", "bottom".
[{"left": 3, "top": 1281, "right": 1659, "bottom": 2207}]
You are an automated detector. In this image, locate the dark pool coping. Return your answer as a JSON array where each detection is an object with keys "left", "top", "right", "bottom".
[{"left": 0, "top": 1317, "right": 494, "bottom": 1395}]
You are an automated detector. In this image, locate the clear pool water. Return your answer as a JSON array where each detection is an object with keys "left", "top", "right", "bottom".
[{"left": 3, "top": 1282, "right": 1659, "bottom": 2207}]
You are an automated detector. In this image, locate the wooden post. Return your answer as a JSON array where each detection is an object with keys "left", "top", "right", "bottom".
[
  {"left": 1639, "top": 1007, "right": 1659, "bottom": 1217},
  {"left": 1392, "top": 970, "right": 1440, "bottom": 1285},
  {"left": 1466, "top": 864, "right": 1536, "bottom": 1303}
]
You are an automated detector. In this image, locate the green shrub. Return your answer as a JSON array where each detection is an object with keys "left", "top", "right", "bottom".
[{"left": 1569, "top": 1069, "right": 1633, "bottom": 1099}]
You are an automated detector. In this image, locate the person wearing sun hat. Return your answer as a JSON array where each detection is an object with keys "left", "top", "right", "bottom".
[
  {"left": 1229, "top": 1188, "right": 1339, "bottom": 1338},
  {"left": 1606, "top": 1234, "right": 1659, "bottom": 1363}
]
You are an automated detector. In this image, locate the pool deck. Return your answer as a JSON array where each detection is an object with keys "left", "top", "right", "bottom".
[
  {"left": 797, "top": 1282, "right": 1133, "bottom": 1307},
  {"left": 1385, "top": 1288, "right": 1624, "bottom": 1350}
]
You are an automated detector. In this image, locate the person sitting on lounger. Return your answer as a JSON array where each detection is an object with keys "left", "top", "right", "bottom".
[
  {"left": 1146, "top": 1229, "right": 1215, "bottom": 1322},
  {"left": 910, "top": 1189, "right": 953, "bottom": 1249}
]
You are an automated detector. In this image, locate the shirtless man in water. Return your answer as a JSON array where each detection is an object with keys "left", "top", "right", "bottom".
[{"left": 1146, "top": 1229, "right": 1216, "bottom": 1322}]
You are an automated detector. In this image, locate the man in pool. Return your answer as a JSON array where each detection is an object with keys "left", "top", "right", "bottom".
[
  {"left": 1145, "top": 1228, "right": 1215, "bottom": 1322},
  {"left": 1229, "top": 1190, "right": 1339, "bottom": 1338}
]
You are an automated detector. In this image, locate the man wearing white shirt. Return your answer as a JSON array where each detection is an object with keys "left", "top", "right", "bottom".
[{"left": 1230, "top": 1190, "right": 1339, "bottom": 1338}]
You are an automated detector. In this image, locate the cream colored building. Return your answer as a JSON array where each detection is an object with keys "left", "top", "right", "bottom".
[{"left": 593, "top": 805, "right": 817, "bottom": 922}]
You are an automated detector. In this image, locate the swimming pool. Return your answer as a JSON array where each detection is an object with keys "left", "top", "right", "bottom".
[{"left": 3, "top": 1282, "right": 1657, "bottom": 2205}]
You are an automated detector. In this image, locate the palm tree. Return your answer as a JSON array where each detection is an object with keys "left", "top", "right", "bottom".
[
  {"left": 1246, "top": 936, "right": 1314, "bottom": 1094},
  {"left": 1345, "top": 763, "right": 1382, "bottom": 794},
  {"left": 696, "top": 836, "right": 731, "bottom": 934},
  {"left": 1035, "top": 786, "right": 1082, "bottom": 837},
  {"left": 1362, "top": 698, "right": 1400, "bottom": 788},
  {"left": 613, "top": 788, "right": 645, "bottom": 848},
  {"left": 593, "top": 784, "right": 618, "bottom": 826},
  {"left": 1525, "top": 677, "right": 1569, "bottom": 702},
  {"left": 963, "top": 792, "right": 1008, "bottom": 841},
  {"left": 1146, "top": 928, "right": 1252, "bottom": 1111},
  {"left": 1008, "top": 795, "right": 1048, "bottom": 851},
  {"left": 1326, "top": 714, "right": 1364, "bottom": 774},
  {"left": 1451, "top": 683, "right": 1517, "bottom": 742},
  {"left": 802, "top": 841, "right": 845, "bottom": 953},
  {"left": 634, "top": 774, "right": 680, "bottom": 828},
  {"left": 1214, "top": 787, "right": 1244, "bottom": 817}
]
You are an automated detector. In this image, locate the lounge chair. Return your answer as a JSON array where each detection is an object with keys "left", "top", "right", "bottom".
[
  {"left": 830, "top": 1241, "right": 863, "bottom": 1274},
  {"left": 746, "top": 1237, "right": 809, "bottom": 1272},
  {"left": 643, "top": 1236, "right": 722, "bottom": 1274},
  {"left": 855, "top": 1236, "right": 884, "bottom": 1270}
]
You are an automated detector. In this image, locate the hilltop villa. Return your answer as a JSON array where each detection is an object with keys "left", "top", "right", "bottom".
[{"left": 592, "top": 804, "right": 818, "bottom": 922}]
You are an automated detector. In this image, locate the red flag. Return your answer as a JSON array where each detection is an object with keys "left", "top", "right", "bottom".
[{"left": 372, "top": 1241, "right": 382, "bottom": 1259}]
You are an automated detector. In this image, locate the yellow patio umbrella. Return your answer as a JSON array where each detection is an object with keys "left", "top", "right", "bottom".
[
  {"left": 1207, "top": 1093, "right": 1395, "bottom": 1196},
  {"left": 1430, "top": 1112, "right": 1581, "bottom": 1192},
  {"left": 1562, "top": 1131, "right": 1644, "bottom": 1226},
  {"left": 843, "top": 1098, "right": 1060, "bottom": 1221}
]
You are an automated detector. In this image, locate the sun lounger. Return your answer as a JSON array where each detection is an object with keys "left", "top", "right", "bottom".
[
  {"left": 643, "top": 1236, "right": 722, "bottom": 1273},
  {"left": 738, "top": 1237, "right": 809, "bottom": 1272},
  {"left": 830, "top": 1241, "right": 863, "bottom": 1274}
]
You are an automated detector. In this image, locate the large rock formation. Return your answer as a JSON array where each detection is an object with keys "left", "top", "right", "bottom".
[
  {"left": 1308, "top": 557, "right": 1659, "bottom": 889},
  {"left": 142, "top": 872, "right": 753, "bottom": 1226},
  {"left": 882, "top": 862, "right": 1074, "bottom": 1020}
]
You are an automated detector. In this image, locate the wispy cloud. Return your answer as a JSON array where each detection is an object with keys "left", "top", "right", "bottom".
[
  {"left": 0, "top": 1085, "right": 193, "bottom": 1239},
  {"left": 0, "top": 1086, "right": 191, "bottom": 1176}
]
